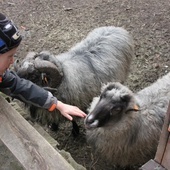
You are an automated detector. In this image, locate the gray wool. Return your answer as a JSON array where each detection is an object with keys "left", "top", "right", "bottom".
[{"left": 85, "top": 72, "right": 170, "bottom": 167}]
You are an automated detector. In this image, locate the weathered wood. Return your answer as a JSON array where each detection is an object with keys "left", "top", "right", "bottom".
[
  {"left": 0, "top": 95, "right": 75, "bottom": 170},
  {"left": 140, "top": 102, "right": 170, "bottom": 170},
  {"left": 155, "top": 102, "right": 170, "bottom": 167},
  {"left": 139, "top": 159, "right": 166, "bottom": 170},
  {"left": 161, "top": 135, "right": 170, "bottom": 168}
]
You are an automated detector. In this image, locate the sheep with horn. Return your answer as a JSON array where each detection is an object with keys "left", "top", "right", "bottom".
[{"left": 15, "top": 26, "right": 134, "bottom": 134}]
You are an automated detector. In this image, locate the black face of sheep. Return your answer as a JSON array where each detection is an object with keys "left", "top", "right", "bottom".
[{"left": 85, "top": 83, "right": 138, "bottom": 129}]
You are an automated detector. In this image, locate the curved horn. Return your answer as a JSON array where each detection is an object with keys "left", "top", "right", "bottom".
[
  {"left": 14, "top": 52, "right": 37, "bottom": 72},
  {"left": 34, "top": 58, "right": 63, "bottom": 88},
  {"left": 15, "top": 52, "right": 37, "bottom": 73}
]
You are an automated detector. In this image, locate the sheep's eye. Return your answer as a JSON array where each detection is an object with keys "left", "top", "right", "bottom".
[
  {"left": 114, "top": 107, "right": 121, "bottom": 111},
  {"left": 111, "top": 106, "right": 122, "bottom": 113},
  {"left": 110, "top": 106, "right": 122, "bottom": 116}
]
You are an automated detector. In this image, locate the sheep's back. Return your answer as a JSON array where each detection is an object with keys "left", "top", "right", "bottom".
[
  {"left": 135, "top": 72, "right": 170, "bottom": 122},
  {"left": 70, "top": 26, "right": 134, "bottom": 83},
  {"left": 56, "top": 27, "right": 134, "bottom": 109}
]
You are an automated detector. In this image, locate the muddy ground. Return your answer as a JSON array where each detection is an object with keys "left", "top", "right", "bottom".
[{"left": 1, "top": 0, "right": 170, "bottom": 170}]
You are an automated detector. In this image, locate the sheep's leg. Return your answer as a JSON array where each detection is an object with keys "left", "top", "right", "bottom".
[
  {"left": 48, "top": 122, "right": 59, "bottom": 131},
  {"left": 71, "top": 120, "right": 80, "bottom": 137}
]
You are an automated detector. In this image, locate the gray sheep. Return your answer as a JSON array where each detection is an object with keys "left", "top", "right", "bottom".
[
  {"left": 15, "top": 26, "right": 134, "bottom": 132},
  {"left": 85, "top": 72, "right": 170, "bottom": 167}
]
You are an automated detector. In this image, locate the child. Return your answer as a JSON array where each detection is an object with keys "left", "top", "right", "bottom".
[{"left": 0, "top": 13, "right": 86, "bottom": 121}]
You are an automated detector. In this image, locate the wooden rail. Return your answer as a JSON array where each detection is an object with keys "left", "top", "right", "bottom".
[
  {"left": 0, "top": 95, "right": 75, "bottom": 170},
  {"left": 139, "top": 102, "right": 170, "bottom": 170},
  {"left": 154, "top": 101, "right": 170, "bottom": 169}
]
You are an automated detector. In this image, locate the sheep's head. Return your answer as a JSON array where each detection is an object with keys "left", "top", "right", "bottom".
[
  {"left": 85, "top": 82, "right": 139, "bottom": 129},
  {"left": 14, "top": 51, "right": 63, "bottom": 89}
]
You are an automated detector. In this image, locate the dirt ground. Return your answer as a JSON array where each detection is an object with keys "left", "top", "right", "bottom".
[{"left": 1, "top": 0, "right": 170, "bottom": 169}]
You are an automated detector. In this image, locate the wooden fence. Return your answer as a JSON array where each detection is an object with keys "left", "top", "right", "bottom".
[
  {"left": 139, "top": 102, "right": 170, "bottom": 170},
  {"left": 0, "top": 95, "right": 75, "bottom": 170}
]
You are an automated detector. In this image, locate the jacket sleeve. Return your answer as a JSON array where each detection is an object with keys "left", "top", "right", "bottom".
[{"left": 0, "top": 70, "right": 57, "bottom": 109}]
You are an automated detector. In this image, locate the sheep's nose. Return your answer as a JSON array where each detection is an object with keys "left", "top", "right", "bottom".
[
  {"left": 85, "top": 115, "right": 99, "bottom": 129},
  {"left": 85, "top": 114, "right": 95, "bottom": 124}
]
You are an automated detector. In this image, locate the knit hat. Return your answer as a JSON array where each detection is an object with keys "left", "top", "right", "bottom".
[{"left": 0, "top": 13, "right": 22, "bottom": 54}]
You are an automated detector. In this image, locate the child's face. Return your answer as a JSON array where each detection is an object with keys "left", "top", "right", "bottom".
[{"left": 0, "top": 47, "right": 17, "bottom": 75}]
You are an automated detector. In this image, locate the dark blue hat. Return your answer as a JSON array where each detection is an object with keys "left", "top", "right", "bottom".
[{"left": 0, "top": 13, "right": 22, "bottom": 54}]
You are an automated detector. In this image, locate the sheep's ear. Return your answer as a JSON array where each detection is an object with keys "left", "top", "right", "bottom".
[
  {"left": 125, "top": 103, "right": 139, "bottom": 113},
  {"left": 121, "top": 93, "right": 139, "bottom": 113}
]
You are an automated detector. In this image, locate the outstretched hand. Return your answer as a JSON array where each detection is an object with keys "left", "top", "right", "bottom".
[{"left": 56, "top": 101, "right": 86, "bottom": 121}]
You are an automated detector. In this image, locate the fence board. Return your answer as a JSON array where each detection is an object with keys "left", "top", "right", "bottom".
[
  {"left": 0, "top": 95, "right": 75, "bottom": 170},
  {"left": 155, "top": 102, "right": 170, "bottom": 164},
  {"left": 161, "top": 135, "right": 170, "bottom": 168},
  {"left": 140, "top": 102, "right": 170, "bottom": 170},
  {"left": 139, "top": 159, "right": 166, "bottom": 170}
]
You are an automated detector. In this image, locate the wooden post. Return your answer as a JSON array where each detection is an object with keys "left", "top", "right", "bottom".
[
  {"left": 140, "top": 102, "right": 170, "bottom": 170},
  {"left": 139, "top": 159, "right": 166, "bottom": 170},
  {"left": 155, "top": 102, "right": 170, "bottom": 168},
  {"left": 0, "top": 95, "right": 75, "bottom": 170}
]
